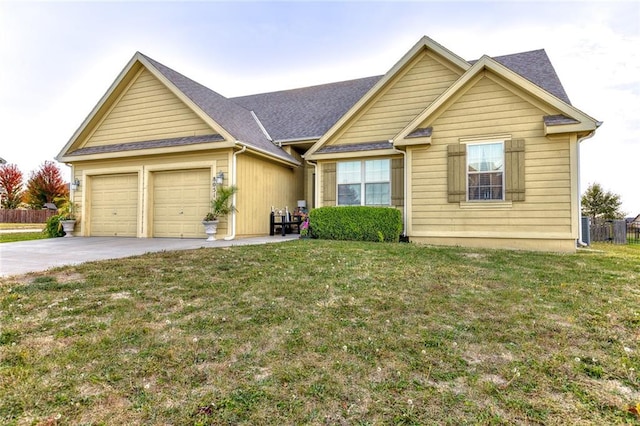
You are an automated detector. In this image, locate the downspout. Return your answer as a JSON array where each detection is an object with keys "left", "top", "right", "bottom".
[
  {"left": 305, "top": 159, "right": 318, "bottom": 209},
  {"left": 224, "top": 144, "right": 247, "bottom": 241},
  {"left": 576, "top": 123, "right": 601, "bottom": 247},
  {"left": 390, "top": 140, "right": 408, "bottom": 239}
]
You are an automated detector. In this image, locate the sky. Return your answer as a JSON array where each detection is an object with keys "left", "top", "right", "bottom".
[{"left": 1, "top": 0, "right": 639, "bottom": 215}]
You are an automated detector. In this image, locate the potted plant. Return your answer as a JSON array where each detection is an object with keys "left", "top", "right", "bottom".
[
  {"left": 57, "top": 197, "right": 77, "bottom": 237},
  {"left": 202, "top": 185, "right": 238, "bottom": 241}
]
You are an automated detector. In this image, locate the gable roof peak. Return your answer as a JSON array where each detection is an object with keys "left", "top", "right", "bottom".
[{"left": 137, "top": 52, "right": 299, "bottom": 165}]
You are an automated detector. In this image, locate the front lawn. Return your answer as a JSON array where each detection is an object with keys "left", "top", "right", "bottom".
[
  {"left": 0, "top": 223, "right": 47, "bottom": 243},
  {"left": 1, "top": 241, "right": 638, "bottom": 424},
  {"left": 0, "top": 231, "right": 47, "bottom": 243}
]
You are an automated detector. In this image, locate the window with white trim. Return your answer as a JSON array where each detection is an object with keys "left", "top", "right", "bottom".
[
  {"left": 337, "top": 159, "right": 390, "bottom": 206},
  {"left": 467, "top": 142, "right": 504, "bottom": 201}
]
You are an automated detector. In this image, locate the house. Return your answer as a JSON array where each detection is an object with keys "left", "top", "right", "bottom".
[{"left": 56, "top": 36, "right": 600, "bottom": 252}]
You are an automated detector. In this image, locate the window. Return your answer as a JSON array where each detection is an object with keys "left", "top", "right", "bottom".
[
  {"left": 337, "top": 159, "right": 390, "bottom": 206},
  {"left": 467, "top": 142, "right": 504, "bottom": 201}
]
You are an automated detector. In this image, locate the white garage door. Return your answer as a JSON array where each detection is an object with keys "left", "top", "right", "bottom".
[
  {"left": 153, "top": 169, "right": 211, "bottom": 238},
  {"left": 90, "top": 174, "right": 139, "bottom": 237}
]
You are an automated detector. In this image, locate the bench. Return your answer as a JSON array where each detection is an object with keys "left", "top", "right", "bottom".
[{"left": 270, "top": 211, "right": 304, "bottom": 236}]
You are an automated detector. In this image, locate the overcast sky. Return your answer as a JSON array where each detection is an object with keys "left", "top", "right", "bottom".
[{"left": 1, "top": 1, "right": 638, "bottom": 215}]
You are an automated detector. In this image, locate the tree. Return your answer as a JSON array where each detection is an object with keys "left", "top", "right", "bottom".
[
  {"left": 0, "top": 163, "right": 25, "bottom": 209},
  {"left": 581, "top": 182, "right": 625, "bottom": 222},
  {"left": 24, "top": 161, "right": 69, "bottom": 209}
]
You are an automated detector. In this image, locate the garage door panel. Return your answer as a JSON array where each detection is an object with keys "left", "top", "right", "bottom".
[
  {"left": 90, "top": 174, "right": 138, "bottom": 237},
  {"left": 153, "top": 169, "right": 210, "bottom": 238}
]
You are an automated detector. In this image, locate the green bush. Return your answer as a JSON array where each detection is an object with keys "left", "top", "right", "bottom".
[
  {"left": 43, "top": 214, "right": 65, "bottom": 238},
  {"left": 309, "top": 206, "right": 403, "bottom": 242}
]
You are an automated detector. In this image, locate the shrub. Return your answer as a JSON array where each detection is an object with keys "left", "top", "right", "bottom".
[
  {"left": 309, "top": 206, "right": 403, "bottom": 242},
  {"left": 43, "top": 214, "right": 65, "bottom": 238}
]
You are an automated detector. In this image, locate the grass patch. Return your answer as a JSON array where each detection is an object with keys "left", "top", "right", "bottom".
[
  {"left": 0, "top": 223, "right": 47, "bottom": 243},
  {"left": 0, "top": 223, "right": 45, "bottom": 230},
  {"left": 1, "top": 241, "right": 639, "bottom": 424},
  {"left": 0, "top": 231, "right": 47, "bottom": 243}
]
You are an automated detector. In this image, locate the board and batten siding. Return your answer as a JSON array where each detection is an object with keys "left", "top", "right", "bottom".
[
  {"left": 70, "top": 150, "right": 229, "bottom": 237},
  {"left": 235, "top": 153, "right": 304, "bottom": 237},
  {"left": 409, "top": 74, "right": 575, "bottom": 250},
  {"left": 328, "top": 50, "right": 462, "bottom": 146},
  {"left": 83, "top": 68, "right": 213, "bottom": 147}
]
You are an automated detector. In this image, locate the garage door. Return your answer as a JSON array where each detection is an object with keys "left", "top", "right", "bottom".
[
  {"left": 90, "top": 174, "right": 139, "bottom": 237},
  {"left": 153, "top": 169, "right": 211, "bottom": 238}
]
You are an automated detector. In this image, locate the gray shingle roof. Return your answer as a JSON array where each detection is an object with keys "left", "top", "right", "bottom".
[
  {"left": 140, "top": 53, "right": 299, "bottom": 165},
  {"left": 317, "top": 141, "right": 393, "bottom": 154},
  {"left": 406, "top": 127, "right": 433, "bottom": 138},
  {"left": 543, "top": 114, "right": 580, "bottom": 126},
  {"left": 231, "top": 76, "right": 382, "bottom": 142},
  {"left": 231, "top": 50, "right": 571, "bottom": 144},
  {"left": 126, "top": 47, "right": 571, "bottom": 162},
  {"left": 68, "top": 134, "right": 225, "bottom": 156},
  {"left": 475, "top": 49, "right": 571, "bottom": 104}
]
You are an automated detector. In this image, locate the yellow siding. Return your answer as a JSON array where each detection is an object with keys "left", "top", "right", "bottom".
[
  {"left": 152, "top": 169, "right": 211, "bottom": 238},
  {"left": 330, "top": 51, "right": 462, "bottom": 146},
  {"left": 89, "top": 173, "right": 139, "bottom": 237},
  {"left": 236, "top": 153, "right": 304, "bottom": 236},
  {"left": 84, "top": 68, "right": 213, "bottom": 147},
  {"left": 71, "top": 150, "right": 229, "bottom": 237},
  {"left": 408, "top": 74, "right": 574, "bottom": 248}
]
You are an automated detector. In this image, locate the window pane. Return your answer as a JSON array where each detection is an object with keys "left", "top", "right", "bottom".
[
  {"left": 468, "top": 143, "right": 503, "bottom": 172},
  {"left": 365, "top": 183, "right": 390, "bottom": 205},
  {"left": 337, "top": 161, "right": 361, "bottom": 184},
  {"left": 468, "top": 172, "right": 503, "bottom": 200},
  {"left": 467, "top": 142, "right": 504, "bottom": 201},
  {"left": 338, "top": 184, "right": 361, "bottom": 205},
  {"left": 365, "top": 159, "right": 390, "bottom": 182}
]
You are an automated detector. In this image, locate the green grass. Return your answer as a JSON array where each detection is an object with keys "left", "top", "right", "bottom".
[
  {"left": 0, "top": 223, "right": 44, "bottom": 230},
  {"left": 0, "top": 223, "right": 47, "bottom": 243},
  {"left": 0, "top": 231, "right": 47, "bottom": 243},
  {"left": 1, "top": 241, "right": 639, "bottom": 424}
]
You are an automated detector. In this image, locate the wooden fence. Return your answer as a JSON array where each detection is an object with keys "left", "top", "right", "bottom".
[
  {"left": 0, "top": 209, "right": 57, "bottom": 223},
  {"left": 589, "top": 220, "right": 629, "bottom": 244}
]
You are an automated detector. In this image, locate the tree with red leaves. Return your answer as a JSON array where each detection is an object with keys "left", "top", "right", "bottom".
[
  {"left": 0, "top": 163, "right": 25, "bottom": 209},
  {"left": 24, "top": 161, "right": 69, "bottom": 209}
]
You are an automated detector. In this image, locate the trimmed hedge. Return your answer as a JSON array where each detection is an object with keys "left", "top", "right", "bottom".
[{"left": 309, "top": 206, "right": 403, "bottom": 242}]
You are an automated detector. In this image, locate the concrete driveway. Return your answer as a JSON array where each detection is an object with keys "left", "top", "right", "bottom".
[{"left": 0, "top": 235, "right": 299, "bottom": 277}]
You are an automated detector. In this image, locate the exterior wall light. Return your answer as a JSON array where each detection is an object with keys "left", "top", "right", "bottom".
[
  {"left": 215, "top": 171, "right": 224, "bottom": 185},
  {"left": 70, "top": 178, "right": 80, "bottom": 191}
]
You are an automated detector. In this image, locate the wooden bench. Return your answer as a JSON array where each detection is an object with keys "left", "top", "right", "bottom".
[{"left": 270, "top": 211, "right": 304, "bottom": 236}]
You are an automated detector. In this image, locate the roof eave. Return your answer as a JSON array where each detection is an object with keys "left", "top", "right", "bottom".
[
  {"left": 306, "top": 148, "right": 399, "bottom": 161},
  {"left": 544, "top": 122, "right": 598, "bottom": 136},
  {"left": 58, "top": 140, "right": 237, "bottom": 163}
]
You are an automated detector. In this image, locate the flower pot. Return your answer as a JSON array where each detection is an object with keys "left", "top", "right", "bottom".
[
  {"left": 202, "top": 220, "right": 219, "bottom": 241},
  {"left": 60, "top": 220, "right": 76, "bottom": 237}
]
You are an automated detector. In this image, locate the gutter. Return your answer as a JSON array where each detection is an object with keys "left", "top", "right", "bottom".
[
  {"left": 390, "top": 140, "right": 408, "bottom": 239},
  {"left": 305, "top": 159, "right": 318, "bottom": 209},
  {"left": 241, "top": 142, "right": 300, "bottom": 167},
  {"left": 224, "top": 143, "right": 247, "bottom": 241},
  {"left": 576, "top": 123, "right": 601, "bottom": 247}
]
